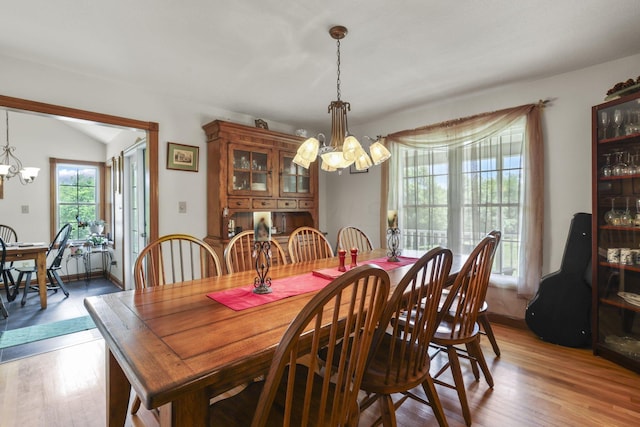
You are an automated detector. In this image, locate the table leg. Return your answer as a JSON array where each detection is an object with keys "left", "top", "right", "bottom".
[
  {"left": 35, "top": 251, "right": 47, "bottom": 309},
  {"left": 158, "top": 388, "right": 209, "bottom": 427},
  {"left": 106, "top": 346, "right": 130, "bottom": 427}
]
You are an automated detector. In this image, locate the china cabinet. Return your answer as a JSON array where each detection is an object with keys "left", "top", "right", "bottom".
[
  {"left": 202, "top": 120, "right": 318, "bottom": 264},
  {"left": 592, "top": 91, "right": 640, "bottom": 372}
]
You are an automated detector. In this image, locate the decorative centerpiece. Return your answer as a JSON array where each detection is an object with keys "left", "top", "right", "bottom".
[
  {"left": 386, "top": 210, "right": 401, "bottom": 262},
  {"left": 253, "top": 212, "right": 273, "bottom": 294}
]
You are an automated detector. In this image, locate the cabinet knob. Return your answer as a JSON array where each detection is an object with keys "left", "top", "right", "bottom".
[
  {"left": 261, "top": 202, "right": 267, "bottom": 206},
  {"left": 235, "top": 201, "right": 242, "bottom": 206}
]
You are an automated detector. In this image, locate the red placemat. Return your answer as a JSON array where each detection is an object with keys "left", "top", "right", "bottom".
[
  {"left": 207, "top": 273, "right": 330, "bottom": 311},
  {"left": 312, "top": 256, "right": 417, "bottom": 280}
]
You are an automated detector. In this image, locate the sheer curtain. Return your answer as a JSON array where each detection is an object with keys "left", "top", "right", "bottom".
[{"left": 380, "top": 103, "right": 544, "bottom": 298}]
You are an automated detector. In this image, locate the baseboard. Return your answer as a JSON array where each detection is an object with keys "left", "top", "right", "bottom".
[{"left": 486, "top": 312, "right": 528, "bottom": 330}]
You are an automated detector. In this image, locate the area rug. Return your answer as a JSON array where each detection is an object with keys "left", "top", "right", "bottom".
[{"left": 0, "top": 316, "right": 96, "bottom": 349}]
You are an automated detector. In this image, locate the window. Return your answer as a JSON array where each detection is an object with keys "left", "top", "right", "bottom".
[
  {"left": 51, "top": 158, "right": 105, "bottom": 241},
  {"left": 400, "top": 122, "right": 524, "bottom": 276}
]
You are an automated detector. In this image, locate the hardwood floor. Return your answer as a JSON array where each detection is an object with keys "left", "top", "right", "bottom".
[{"left": 0, "top": 323, "right": 638, "bottom": 426}]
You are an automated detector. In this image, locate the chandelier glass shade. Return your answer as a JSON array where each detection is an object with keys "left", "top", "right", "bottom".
[
  {"left": 293, "top": 26, "right": 391, "bottom": 172},
  {"left": 0, "top": 111, "right": 39, "bottom": 184}
]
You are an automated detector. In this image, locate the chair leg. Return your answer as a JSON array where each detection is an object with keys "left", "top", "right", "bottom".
[
  {"left": 377, "top": 394, "right": 397, "bottom": 427},
  {"left": 3, "top": 269, "right": 18, "bottom": 301},
  {"left": 446, "top": 345, "right": 472, "bottom": 426},
  {"left": 0, "top": 295, "right": 8, "bottom": 318},
  {"left": 478, "top": 313, "right": 501, "bottom": 356},
  {"left": 468, "top": 336, "right": 494, "bottom": 388},
  {"left": 20, "top": 272, "right": 32, "bottom": 306},
  {"left": 421, "top": 375, "right": 449, "bottom": 427},
  {"left": 131, "top": 394, "right": 141, "bottom": 415},
  {"left": 48, "top": 269, "right": 69, "bottom": 297},
  {"left": 464, "top": 342, "right": 480, "bottom": 381}
]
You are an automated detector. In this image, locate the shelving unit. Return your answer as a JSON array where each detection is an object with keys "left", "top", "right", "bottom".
[{"left": 592, "top": 92, "right": 640, "bottom": 372}]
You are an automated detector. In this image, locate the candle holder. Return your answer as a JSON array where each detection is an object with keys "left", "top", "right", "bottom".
[
  {"left": 253, "top": 241, "right": 273, "bottom": 294},
  {"left": 387, "top": 227, "right": 401, "bottom": 262}
]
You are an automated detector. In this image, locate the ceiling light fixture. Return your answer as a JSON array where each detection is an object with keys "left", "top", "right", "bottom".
[
  {"left": 0, "top": 111, "right": 39, "bottom": 184},
  {"left": 293, "top": 26, "right": 390, "bottom": 172}
]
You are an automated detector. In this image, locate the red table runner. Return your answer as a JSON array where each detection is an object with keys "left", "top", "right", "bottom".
[{"left": 207, "top": 256, "right": 417, "bottom": 311}]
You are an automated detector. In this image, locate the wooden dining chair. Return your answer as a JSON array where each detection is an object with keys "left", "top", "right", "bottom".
[
  {"left": 209, "top": 264, "right": 390, "bottom": 426},
  {"left": 477, "top": 230, "right": 502, "bottom": 356},
  {"left": 336, "top": 225, "right": 374, "bottom": 253},
  {"left": 130, "top": 233, "right": 222, "bottom": 415},
  {"left": 0, "top": 238, "right": 10, "bottom": 318},
  {"left": 223, "top": 230, "right": 287, "bottom": 274},
  {"left": 430, "top": 234, "right": 497, "bottom": 426},
  {"left": 133, "top": 233, "right": 222, "bottom": 289},
  {"left": 0, "top": 224, "right": 18, "bottom": 301},
  {"left": 356, "top": 246, "right": 453, "bottom": 427},
  {"left": 14, "top": 223, "right": 72, "bottom": 306},
  {"left": 287, "top": 226, "right": 334, "bottom": 263}
]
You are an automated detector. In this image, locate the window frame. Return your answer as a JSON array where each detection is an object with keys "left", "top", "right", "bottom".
[{"left": 49, "top": 157, "right": 105, "bottom": 242}]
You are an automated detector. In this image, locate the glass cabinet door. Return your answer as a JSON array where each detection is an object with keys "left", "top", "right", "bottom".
[
  {"left": 280, "top": 152, "right": 311, "bottom": 196},
  {"left": 593, "top": 95, "right": 640, "bottom": 370},
  {"left": 229, "top": 146, "right": 271, "bottom": 195}
]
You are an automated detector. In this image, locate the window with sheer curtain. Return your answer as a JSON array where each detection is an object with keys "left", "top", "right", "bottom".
[{"left": 382, "top": 103, "right": 544, "bottom": 297}]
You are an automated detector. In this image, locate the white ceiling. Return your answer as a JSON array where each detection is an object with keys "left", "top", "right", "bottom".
[{"left": 2, "top": 0, "right": 640, "bottom": 136}]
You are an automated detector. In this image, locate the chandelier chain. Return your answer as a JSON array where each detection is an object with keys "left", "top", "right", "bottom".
[{"left": 336, "top": 38, "right": 341, "bottom": 101}]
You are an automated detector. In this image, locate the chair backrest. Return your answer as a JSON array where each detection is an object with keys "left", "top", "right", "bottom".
[
  {"left": 224, "top": 230, "right": 288, "bottom": 274},
  {"left": 438, "top": 235, "right": 497, "bottom": 339},
  {"left": 337, "top": 226, "right": 374, "bottom": 253},
  {"left": 287, "top": 226, "right": 334, "bottom": 263},
  {"left": 47, "top": 223, "right": 72, "bottom": 269},
  {"left": 370, "top": 246, "right": 452, "bottom": 385},
  {"left": 251, "top": 264, "right": 390, "bottom": 427},
  {"left": 133, "top": 234, "right": 222, "bottom": 289},
  {"left": 0, "top": 225, "right": 18, "bottom": 244}
]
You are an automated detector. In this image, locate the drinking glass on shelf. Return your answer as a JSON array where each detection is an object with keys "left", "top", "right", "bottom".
[
  {"left": 627, "top": 152, "right": 640, "bottom": 175},
  {"left": 621, "top": 197, "right": 633, "bottom": 226},
  {"left": 612, "top": 151, "right": 628, "bottom": 176},
  {"left": 605, "top": 198, "right": 619, "bottom": 225},
  {"left": 614, "top": 109, "right": 624, "bottom": 137},
  {"left": 635, "top": 198, "right": 640, "bottom": 227},
  {"left": 600, "top": 111, "right": 610, "bottom": 139},
  {"left": 601, "top": 153, "right": 612, "bottom": 177}
]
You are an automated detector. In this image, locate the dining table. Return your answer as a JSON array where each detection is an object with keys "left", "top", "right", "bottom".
[
  {"left": 84, "top": 248, "right": 463, "bottom": 427},
  {"left": 5, "top": 243, "right": 48, "bottom": 309}
]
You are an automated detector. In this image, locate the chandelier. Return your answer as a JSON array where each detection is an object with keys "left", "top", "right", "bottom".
[
  {"left": 293, "top": 26, "right": 390, "bottom": 172},
  {"left": 0, "top": 111, "right": 39, "bottom": 184}
]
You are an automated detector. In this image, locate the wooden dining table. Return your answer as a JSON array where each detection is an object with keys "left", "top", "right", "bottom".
[
  {"left": 5, "top": 244, "right": 48, "bottom": 309},
  {"left": 84, "top": 248, "right": 463, "bottom": 427}
]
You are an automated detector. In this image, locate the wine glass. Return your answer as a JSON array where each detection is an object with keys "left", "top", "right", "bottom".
[
  {"left": 605, "top": 198, "right": 619, "bottom": 225},
  {"left": 600, "top": 111, "right": 610, "bottom": 139},
  {"left": 601, "top": 153, "right": 612, "bottom": 177},
  {"left": 621, "top": 197, "right": 632, "bottom": 226},
  {"left": 612, "top": 151, "right": 628, "bottom": 176},
  {"left": 614, "top": 109, "right": 624, "bottom": 137}
]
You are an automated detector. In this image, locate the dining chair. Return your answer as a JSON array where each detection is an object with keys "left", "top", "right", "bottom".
[
  {"left": 356, "top": 246, "right": 453, "bottom": 427},
  {"left": 223, "top": 230, "right": 287, "bottom": 274},
  {"left": 0, "top": 224, "right": 18, "bottom": 301},
  {"left": 430, "top": 234, "right": 497, "bottom": 426},
  {"left": 14, "top": 223, "right": 72, "bottom": 306},
  {"left": 287, "top": 226, "right": 334, "bottom": 263},
  {"left": 209, "top": 264, "right": 391, "bottom": 426},
  {"left": 133, "top": 233, "right": 222, "bottom": 289},
  {"left": 336, "top": 225, "right": 374, "bottom": 253},
  {"left": 478, "top": 230, "right": 502, "bottom": 356},
  {"left": 1, "top": 238, "right": 10, "bottom": 318},
  {"left": 130, "top": 233, "right": 222, "bottom": 415}
]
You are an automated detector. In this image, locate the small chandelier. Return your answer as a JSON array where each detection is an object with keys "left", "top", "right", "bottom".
[
  {"left": 293, "top": 26, "right": 390, "bottom": 172},
  {"left": 0, "top": 111, "right": 39, "bottom": 184}
]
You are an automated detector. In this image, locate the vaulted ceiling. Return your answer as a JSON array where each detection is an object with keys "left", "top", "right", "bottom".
[{"left": 2, "top": 0, "right": 640, "bottom": 137}]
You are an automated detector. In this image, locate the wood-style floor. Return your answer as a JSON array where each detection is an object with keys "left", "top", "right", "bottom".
[{"left": 0, "top": 323, "right": 639, "bottom": 426}]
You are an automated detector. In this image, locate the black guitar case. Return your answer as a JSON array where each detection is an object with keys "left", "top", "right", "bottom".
[{"left": 525, "top": 213, "right": 592, "bottom": 347}]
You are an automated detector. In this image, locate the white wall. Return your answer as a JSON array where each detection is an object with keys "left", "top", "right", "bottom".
[
  {"left": 2, "top": 52, "right": 640, "bottom": 285},
  {"left": 323, "top": 53, "right": 640, "bottom": 279}
]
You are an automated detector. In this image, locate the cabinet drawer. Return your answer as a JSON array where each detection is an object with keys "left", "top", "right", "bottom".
[
  {"left": 298, "top": 200, "right": 315, "bottom": 209},
  {"left": 228, "top": 198, "right": 250, "bottom": 209},
  {"left": 277, "top": 199, "right": 297, "bottom": 209},
  {"left": 253, "top": 199, "right": 277, "bottom": 209}
]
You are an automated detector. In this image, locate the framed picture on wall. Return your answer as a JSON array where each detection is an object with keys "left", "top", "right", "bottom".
[
  {"left": 349, "top": 163, "right": 369, "bottom": 174},
  {"left": 167, "top": 142, "right": 199, "bottom": 172}
]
